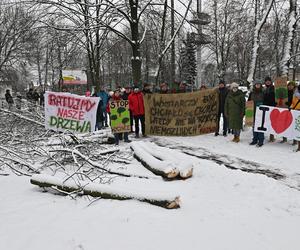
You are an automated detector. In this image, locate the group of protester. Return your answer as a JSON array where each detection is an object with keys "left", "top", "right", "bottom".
[
  {"left": 91, "top": 85, "right": 146, "bottom": 145},
  {"left": 215, "top": 76, "right": 300, "bottom": 152},
  {"left": 4, "top": 88, "right": 45, "bottom": 111},
  {"left": 4, "top": 77, "right": 300, "bottom": 151}
]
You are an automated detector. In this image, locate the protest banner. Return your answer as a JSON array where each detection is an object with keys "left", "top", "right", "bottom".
[
  {"left": 109, "top": 100, "right": 131, "bottom": 133},
  {"left": 245, "top": 100, "right": 254, "bottom": 127},
  {"left": 275, "top": 76, "right": 288, "bottom": 108},
  {"left": 144, "top": 89, "right": 219, "bottom": 136},
  {"left": 62, "top": 70, "right": 87, "bottom": 85},
  {"left": 254, "top": 105, "right": 300, "bottom": 140},
  {"left": 45, "top": 91, "right": 99, "bottom": 133}
]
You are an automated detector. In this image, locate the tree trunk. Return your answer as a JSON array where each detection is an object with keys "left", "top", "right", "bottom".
[
  {"left": 170, "top": 0, "right": 176, "bottom": 86},
  {"left": 129, "top": 0, "right": 142, "bottom": 85},
  {"left": 31, "top": 174, "right": 180, "bottom": 209},
  {"left": 247, "top": 0, "right": 274, "bottom": 86},
  {"left": 281, "top": 0, "right": 297, "bottom": 77}
]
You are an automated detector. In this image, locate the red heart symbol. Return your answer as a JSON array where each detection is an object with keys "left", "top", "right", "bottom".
[{"left": 270, "top": 109, "right": 293, "bottom": 134}]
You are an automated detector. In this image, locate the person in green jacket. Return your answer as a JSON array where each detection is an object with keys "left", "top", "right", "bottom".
[{"left": 225, "top": 82, "right": 246, "bottom": 143}]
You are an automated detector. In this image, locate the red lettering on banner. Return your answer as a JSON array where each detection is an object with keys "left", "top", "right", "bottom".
[
  {"left": 57, "top": 107, "right": 85, "bottom": 120},
  {"left": 48, "top": 93, "right": 96, "bottom": 112}
]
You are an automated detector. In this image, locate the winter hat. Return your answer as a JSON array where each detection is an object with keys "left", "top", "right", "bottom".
[
  {"left": 230, "top": 82, "right": 239, "bottom": 89},
  {"left": 264, "top": 76, "right": 272, "bottom": 82},
  {"left": 219, "top": 80, "right": 225, "bottom": 85},
  {"left": 288, "top": 81, "right": 296, "bottom": 87}
]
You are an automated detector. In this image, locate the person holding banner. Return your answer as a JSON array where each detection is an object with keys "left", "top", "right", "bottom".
[
  {"left": 107, "top": 88, "right": 131, "bottom": 145},
  {"left": 159, "top": 83, "right": 169, "bottom": 94},
  {"left": 215, "top": 80, "right": 229, "bottom": 137},
  {"left": 290, "top": 84, "right": 300, "bottom": 151},
  {"left": 97, "top": 86, "right": 110, "bottom": 127},
  {"left": 128, "top": 86, "right": 146, "bottom": 138},
  {"left": 263, "top": 76, "right": 276, "bottom": 142},
  {"left": 281, "top": 81, "right": 296, "bottom": 143},
  {"left": 225, "top": 82, "right": 245, "bottom": 143},
  {"left": 248, "top": 81, "right": 265, "bottom": 147}
]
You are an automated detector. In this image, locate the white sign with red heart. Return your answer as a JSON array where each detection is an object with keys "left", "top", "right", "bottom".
[{"left": 254, "top": 105, "right": 300, "bottom": 140}]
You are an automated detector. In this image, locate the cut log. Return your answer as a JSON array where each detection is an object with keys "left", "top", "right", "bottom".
[
  {"left": 30, "top": 174, "right": 180, "bottom": 209},
  {"left": 132, "top": 142, "right": 193, "bottom": 179},
  {"left": 130, "top": 144, "right": 179, "bottom": 179},
  {"left": 139, "top": 142, "right": 193, "bottom": 179}
]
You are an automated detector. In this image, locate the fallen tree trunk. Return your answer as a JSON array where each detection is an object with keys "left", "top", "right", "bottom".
[
  {"left": 31, "top": 174, "right": 180, "bottom": 209},
  {"left": 130, "top": 144, "right": 179, "bottom": 179},
  {"left": 137, "top": 142, "right": 193, "bottom": 179}
]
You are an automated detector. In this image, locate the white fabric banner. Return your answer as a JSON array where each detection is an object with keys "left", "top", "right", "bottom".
[
  {"left": 44, "top": 91, "right": 99, "bottom": 133},
  {"left": 254, "top": 105, "right": 300, "bottom": 140}
]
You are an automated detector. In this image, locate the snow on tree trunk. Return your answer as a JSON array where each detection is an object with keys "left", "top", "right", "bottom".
[
  {"left": 281, "top": 0, "right": 297, "bottom": 77},
  {"left": 31, "top": 174, "right": 181, "bottom": 209},
  {"left": 131, "top": 144, "right": 180, "bottom": 179},
  {"left": 247, "top": 0, "right": 274, "bottom": 86},
  {"left": 135, "top": 141, "right": 193, "bottom": 179}
]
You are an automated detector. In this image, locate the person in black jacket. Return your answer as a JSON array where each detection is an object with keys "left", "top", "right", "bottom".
[
  {"left": 92, "top": 93, "right": 104, "bottom": 130},
  {"left": 5, "top": 89, "right": 14, "bottom": 110},
  {"left": 215, "top": 80, "right": 229, "bottom": 136},
  {"left": 263, "top": 76, "right": 276, "bottom": 142}
]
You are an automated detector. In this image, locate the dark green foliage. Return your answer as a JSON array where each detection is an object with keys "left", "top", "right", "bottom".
[
  {"left": 110, "top": 114, "right": 118, "bottom": 121},
  {"left": 117, "top": 107, "right": 126, "bottom": 116},
  {"left": 122, "top": 117, "right": 129, "bottom": 124},
  {"left": 180, "top": 33, "right": 197, "bottom": 86},
  {"left": 275, "top": 87, "right": 288, "bottom": 99}
]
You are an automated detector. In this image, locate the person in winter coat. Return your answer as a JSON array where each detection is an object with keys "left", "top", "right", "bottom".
[
  {"left": 122, "top": 86, "right": 134, "bottom": 132},
  {"left": 290, "top": 85, "right": 300, "bottom": 152},
  {"left": 5, "top": 89, "right": 14, "bottom": 110},
  {"left": 159, "top": 82, "right": 169, "bottom": 94},
  {"left": 143, "top": 83, "right": 153, "bottom": 95},
  {"left": 32, "top": 89, "right": 40, "bottom": 105},
  {"left": 263, "top": 76, "right": 276, "bottom": 142},
  {"left": 224, "top": 82, "right": 245, "bottom": 143},
  {"left": 39, "top": 90, "right": 45, "bottom": 106},
  {"left": 107, "top": 88, "right": 131, "bottom": 145},
  {"left": 128, "top": 86, "right": 146, "bottom": 138},
  {"left": 177, "top": 82, "right": 187, "bottom": 93},
  {"left": 92, "top": 93, "right": 104, "bottom": 130},
  {"left": 280, "top": 81, "right": 296, "bottom": 143},
  {"left": 287, "top": 81, "right": 296, "bottom": 107},
  {"left": 248, "top": 81, "right": 265, "bottom": 147},
  {"left": 97, "top": 86, "right": 110, "bottom": 127},
  {"left": 215, "top": 80, "right": 229, "bottom": 136}
]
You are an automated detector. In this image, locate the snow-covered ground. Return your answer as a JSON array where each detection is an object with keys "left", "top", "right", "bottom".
[{"left": 1, "top": 128, "right": 300, "bottom": 250}]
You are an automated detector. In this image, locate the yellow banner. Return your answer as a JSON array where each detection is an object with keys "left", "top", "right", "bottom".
[{"left": 144, "top": 89, "right": 219, "bottom": 136}]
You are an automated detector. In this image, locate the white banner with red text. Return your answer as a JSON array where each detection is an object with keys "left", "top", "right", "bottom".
[
  {"left": 254, "top": 105, "right": 300, "bottom": 140},
  {"left": 45, "top": 91, "right": 99, "bottom": 133}
]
